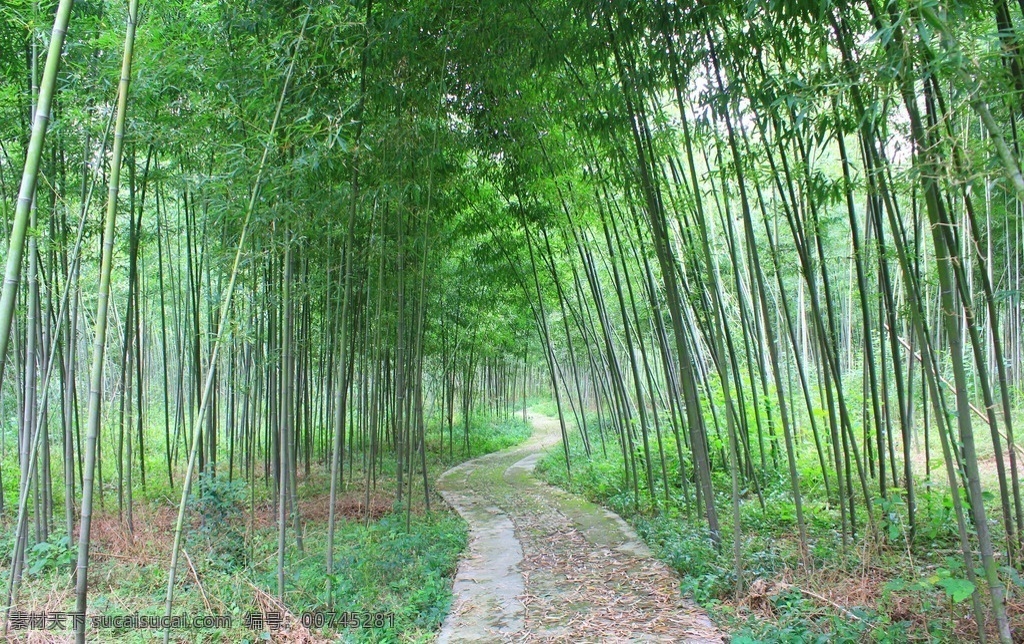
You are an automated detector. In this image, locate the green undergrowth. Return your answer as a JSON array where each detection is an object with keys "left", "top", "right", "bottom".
[
  {"left": 528, "top": 398, "right": 559, "bottom": 418},
  {"left": 437, "top": 414, "right": 532, "bottom": 460},
  {"left": 249, "top": 511, "right": 468, "bottom": 643},
  {"left": 1, "top": 410, "right": 530, "bottom": 642},
  {"left": 3, "top": 509, "right": 466, "bottom": 643},
  {"left": 537, "top": 414, "right": 1018, "bottom": 643}
]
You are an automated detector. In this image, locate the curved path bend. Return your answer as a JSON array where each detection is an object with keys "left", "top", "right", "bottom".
[{"left": 437, "top": 413, "right": 723, "bottom": 643}]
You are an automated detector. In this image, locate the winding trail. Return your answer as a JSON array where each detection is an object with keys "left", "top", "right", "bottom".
[{"left": 437, "top": 413, "right": 724, "bottom": 643}]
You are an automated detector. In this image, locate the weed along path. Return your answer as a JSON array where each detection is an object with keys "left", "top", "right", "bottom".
[{"left": 436, "top": 412, "right": 723, "bottom": 643}]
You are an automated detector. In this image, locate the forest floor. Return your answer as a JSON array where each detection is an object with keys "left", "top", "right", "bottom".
[
  {"left": 7, "top": 415, "right": 537, "bottom": 643},
  {"left": 436, "top": 412, "right": 723, "bottom": 643},
  {"left": 531, "top": 411, "right": 1024, "bottom": 642}
]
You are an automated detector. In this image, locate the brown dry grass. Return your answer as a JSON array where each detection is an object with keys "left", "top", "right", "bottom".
[
  {"left": 86, "top": 504, "right": 178, "bottom": 567},
  {"left": 74, "top": 487, "right": 393, "bottom": 569},
  {"left": 297, "top": 491, "right": 391, "bottom": 523},
  {"left": 726, "top": 558, "right": 1021, "bottom": 643}
]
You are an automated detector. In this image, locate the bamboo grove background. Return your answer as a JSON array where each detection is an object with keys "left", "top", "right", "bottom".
[{"left": 2, "top": 0, "right": 1024, "bottom": 640}]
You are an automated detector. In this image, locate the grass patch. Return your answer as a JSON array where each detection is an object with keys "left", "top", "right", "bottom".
[
  {"left": 462, "top": 415, "right": 532, "bottom": 456},
  {"left": 268, "top": 511, "right": 468, "bottom": 642}
]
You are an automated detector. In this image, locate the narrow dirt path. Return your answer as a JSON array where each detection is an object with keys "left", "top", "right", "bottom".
[{"left": 436, "top": 413, "right": 724, "bottom": 643}]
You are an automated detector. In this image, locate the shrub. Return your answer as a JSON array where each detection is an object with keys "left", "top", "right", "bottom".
[{"left": 187, "top": 472, "right": 248, "bottom": 572}]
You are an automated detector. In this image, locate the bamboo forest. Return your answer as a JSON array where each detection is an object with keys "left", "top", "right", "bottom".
[{"left": 6, "top": 0, "right": 1024, "bottom": 641}]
